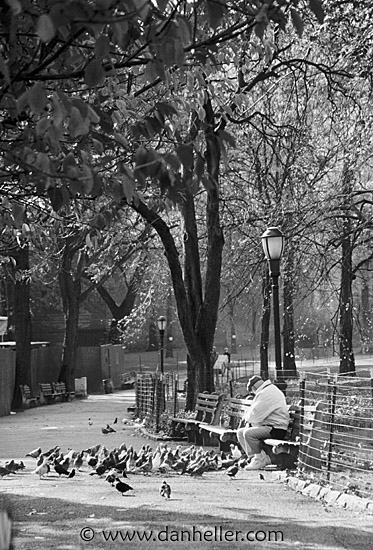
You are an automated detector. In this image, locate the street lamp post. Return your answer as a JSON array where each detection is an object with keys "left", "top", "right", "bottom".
[
  {"left": 261, "top": 227, "right": 285, "bottom": 377},
  {"left": 157, "top": 316, "right": 166, "bottom": 376},
  {"left": 154, "top": 315, "right": 167, "bottom": 432}
]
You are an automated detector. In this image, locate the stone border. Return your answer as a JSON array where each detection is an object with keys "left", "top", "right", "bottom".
[{"left": 277, "top": 472, "right": 373, "bottom": 515}]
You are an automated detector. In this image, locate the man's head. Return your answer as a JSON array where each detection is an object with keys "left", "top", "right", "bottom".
[{"left": 247, "top": 375, "right": 264, "bottom": 394}]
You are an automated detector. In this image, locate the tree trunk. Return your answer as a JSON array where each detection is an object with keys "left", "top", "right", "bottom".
[
  {"left": 339, "top": 166, "right": 355, "bottom": 375},
  {"left": 282, "top": 246, "right": 297, "bottom": 378},
  {"left": 260, "top": 268, "right": 271, "bottom": 379},
  {"left": 129, "top": 97, "right": 224, "bottom": 409},
  {"left": 11, "top": 245, "right": 32, "bottom": 410},
  {"left": 58, "top": 237, "right": 82, "bottom": 391}
]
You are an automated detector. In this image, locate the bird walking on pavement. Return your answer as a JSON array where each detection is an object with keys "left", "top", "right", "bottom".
[
  {"left": 259, "top": 473, "right": 265, "bottom": 481},
  {"left": 32, "top": 461, "right": 50, "bottom": 479},
  {"left": 226, "top": 464, "right": 239, "bottom": 479},
  {"left": 26, "top": 447, "right": 42, "bottom": 459},
  {"left": 159, "top": 481, "right": 171, "bottom": 499},
  {"left": 0, "top": 466, "right": 14, "bottom": 477},
  {"left": 53, "top": 460, "right": 70, "bottom": 477},
  {"left": 114, "top": 479, "right": 133, "bottom": 496}
]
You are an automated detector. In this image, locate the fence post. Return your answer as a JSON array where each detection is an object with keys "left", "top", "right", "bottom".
[
  {"left": 173, "top": 377, "right": 178, "bottom": 417},
  {"left": 154, "top": 375, "right": 160, "bottom": 432},
  {"left": 326, "top": 374, "right": 337, "bottom": 480},
  {"left": 299, "top": 374, "right": 306, "bottom": 442}
]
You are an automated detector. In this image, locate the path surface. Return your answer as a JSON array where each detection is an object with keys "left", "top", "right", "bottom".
[{"left": 0, "top": 391, "right": 372, "bottom": 549}]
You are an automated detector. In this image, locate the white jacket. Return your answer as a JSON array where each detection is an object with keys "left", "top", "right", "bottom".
[{"left": 245, "top": 380, "right": 289, "bottom": 430}]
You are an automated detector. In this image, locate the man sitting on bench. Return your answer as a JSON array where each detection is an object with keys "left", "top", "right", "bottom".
[{"left": 237, "top": 375, "right": 289, "bottom": 470}]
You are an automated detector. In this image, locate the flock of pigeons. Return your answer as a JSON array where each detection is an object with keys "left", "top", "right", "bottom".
[{"left": 0, "top": 420, "right": 254, "bottom": 498}]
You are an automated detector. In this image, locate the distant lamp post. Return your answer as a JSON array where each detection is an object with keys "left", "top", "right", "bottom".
[
  {"left": 157, "top": 316, "right": 166, "bottom": 375},
  {"left": 261, "top": 227, "right": 285, "bottom": 377}
]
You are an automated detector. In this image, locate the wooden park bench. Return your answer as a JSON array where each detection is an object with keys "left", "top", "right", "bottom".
[
  {"left": 198, "top": 395, "right": 253, "bottom": 450},
  {"left": 19, "top": 384, "right": 40, "bottom": 409},
  {"left": 170, "top": 392, "right": 225, "bottom": 444},
  {"left": 53, "top": 381, "right": 75, "bottom": 401},
  {"left": 39, "top": 382, "right": 74, "bottom": 404}
]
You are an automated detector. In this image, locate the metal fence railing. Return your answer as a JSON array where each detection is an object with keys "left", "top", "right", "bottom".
[{"left": 297, "top": 370, "right": 373, "bottom": 499}]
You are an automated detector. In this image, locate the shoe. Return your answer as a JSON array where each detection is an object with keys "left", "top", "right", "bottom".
[{"left": 245, "top": 452, "right": 271, "bottom": 470}]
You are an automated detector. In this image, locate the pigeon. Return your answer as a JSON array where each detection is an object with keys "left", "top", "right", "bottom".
[
  {"left": 113, "top": 417, "right": 118, "bottom": 424},
  {"left": 114, "top": 480, "right": 133, "bottom": 496},
  {"left": 88, "top": 418, "right": 93, "bottom": 426},
  {"left": 42, "top": 446, "right": 60, "bottom": 458},
  {"left": 32, "top": 461, "right": 50, "bottom": 479},
  {"left": 159, "top": 481, "right": 171, "bottom": 499},
  {"left": 73, "top": 453, "right": 84, "bottom": 471},
  {"left": 53, "top": 461, "right": 70, "bottom": 477},
  {"left": 90, "top": 464, "right": 108, "bottom": 477},
  {"left": 102, "top": 424, "right": 116, "bottom": 434},
  {"left": 259, "top": 473, "right": 265, "bottom": 481},
  {"left": 105, "top": 472, "right": 117, "bottom": 485},
  {"left": 226, "top": 464, "right": 239, "bottom": 479},
  {"left": 230, "top": 444, "right": 242, "bottom": 459},
  {"left": 0, "top": 466, "right": 14, "bottom": 477},
  {"left": 26, "top": 447, "right": 42, "bottom": 459},
  {"left": 5, "top": 460, "right": 25, "bottom": 472},
  {"left": 87, "top": 457, "right": 98, "bottom": 468}
]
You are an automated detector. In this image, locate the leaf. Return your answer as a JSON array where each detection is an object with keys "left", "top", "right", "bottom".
[
  {"left": 291, "top": 9, "right": 303, "bottom": 38},
  {"left": 156, "top": 102, "right": 177, "bottom": 118},
  {"left": 176, "top": 15, "right": 192, "bottom": 47},
  {"left": 11, "top": 202, "right": 25, "bottom": 228},
  {"left": 80, "top": 165, "right": 94, "bottom": 194},
  {"left": 94, "top": 35, "right": 110, "bottom": 59},
  {"left": 47, "top": 188, "right": 65, "bottom": 212},
  {"left": 206, "top": 0, "right": 227, "bottom": 30},
  {"left": 121, "top": 173, "right": 135, "bottom": 202},
  {"left": 69, "top": 106, "right": 89, "bottom": 138},
  {"left": 63, "top": 152, "right": 78, "bottom": 177},
  {"left": 176, "top": 144, "right": 194, "bottom": 170},
  {"left": 84, "top": 59, "right": 105, "bottom": 87},
  {"left": 6, "top": 0, "right": 22, "bottom": 15},
  {"left": 254, "top": 22, "right": 265, "bottom": 40},
  {"left": 36, "top": 14, "right": 56, "bottom": 43},
  {"left": 28, "top": 83, "right": 47, "bottom": 115},
  {"left": 218, "top": 130, "right": 236, "bottom": 148},
  {"left": 309, "top": 0, "right": 325, "bottom": 24},
  {"left": 0, "top": 54, "right": 10, "bottom": 84}
]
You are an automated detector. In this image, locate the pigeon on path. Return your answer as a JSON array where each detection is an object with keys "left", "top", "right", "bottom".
[
  {"left": 114, "top": 479, "right": 133, "bottom": 496},
  {"left": 25, "top": 447, "right": 42, "bottom": 459},
  {"left": 159, "top": 481, "right": 171, "bottom": 499}
]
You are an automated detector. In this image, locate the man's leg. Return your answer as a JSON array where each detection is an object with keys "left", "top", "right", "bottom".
[
  {"left": 241, "top": 426, "right": 272, "bottom": 469},
  {"left": 236, "top": 427, "right": 255, "bottom": 458}
]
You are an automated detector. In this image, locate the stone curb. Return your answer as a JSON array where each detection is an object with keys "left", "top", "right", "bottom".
[{"left": 277, "top": 473, "right": 373, "bottom": 515}]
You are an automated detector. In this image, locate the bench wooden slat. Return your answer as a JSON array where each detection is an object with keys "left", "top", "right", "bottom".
[{"left": 170, "top": 392, "right": 225, "bottom": 444}]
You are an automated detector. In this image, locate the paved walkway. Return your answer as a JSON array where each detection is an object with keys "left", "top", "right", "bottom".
[{"left": 0, "top": 391, "right": 372, "bottom": 549}]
